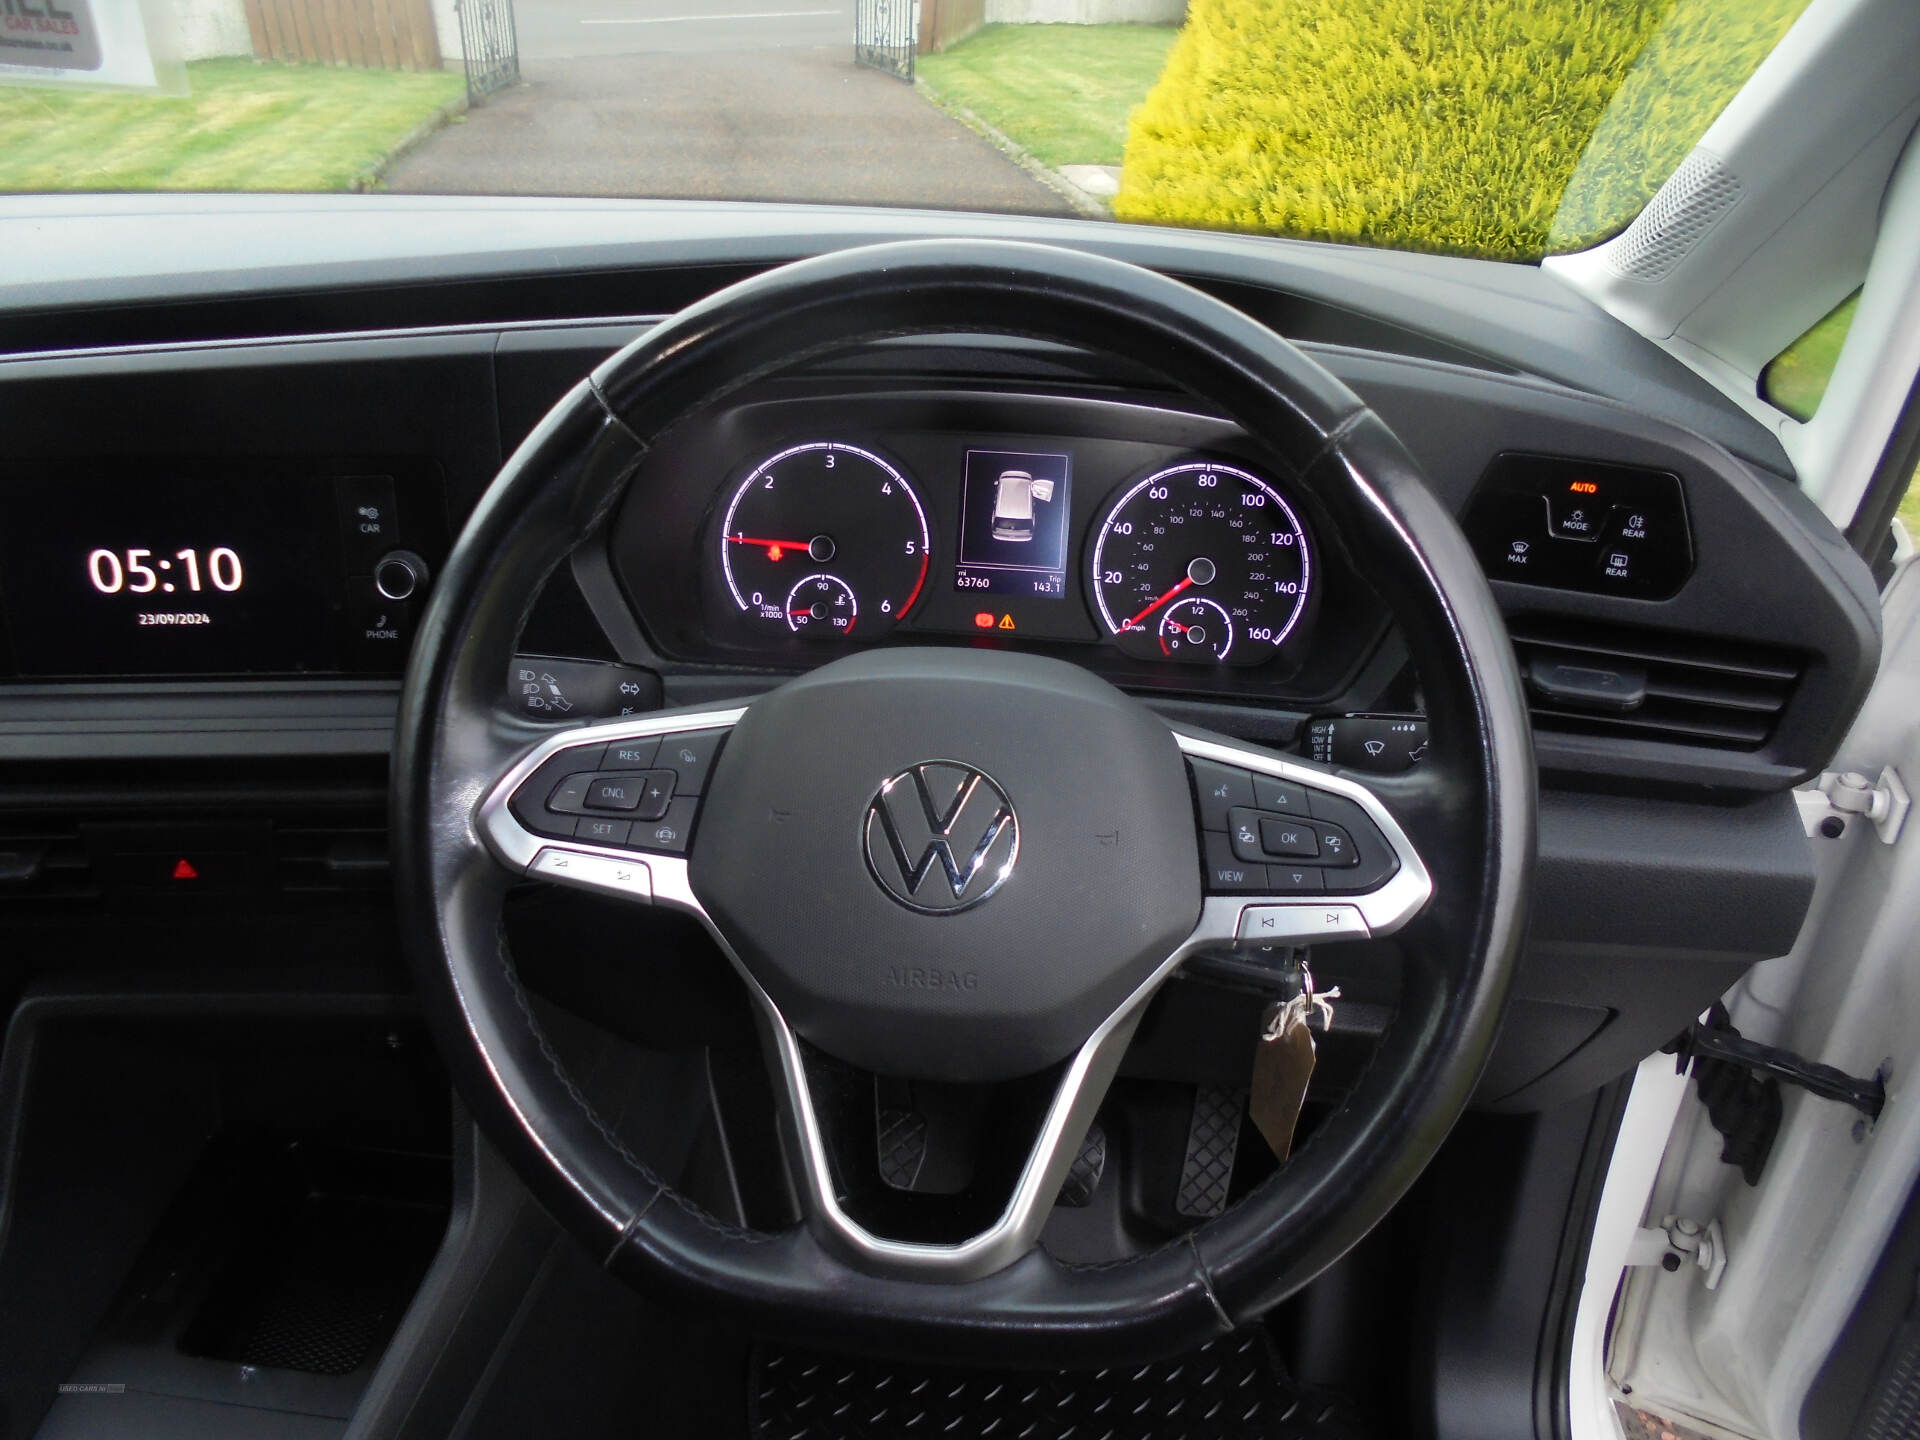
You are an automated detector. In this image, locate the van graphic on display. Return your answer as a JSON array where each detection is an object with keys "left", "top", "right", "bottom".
[{"left": 990, "top": 471, "right": 1055, "bottom": 542}]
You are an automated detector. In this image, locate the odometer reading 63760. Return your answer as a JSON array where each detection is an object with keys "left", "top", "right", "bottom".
[{"left": 1089, "top": 461, "right": 1311, "bottom": 666}]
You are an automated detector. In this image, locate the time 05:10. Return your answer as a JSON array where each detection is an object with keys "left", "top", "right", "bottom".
[{"left": 87, "top": 547, "right": 244, "bottom": 595}]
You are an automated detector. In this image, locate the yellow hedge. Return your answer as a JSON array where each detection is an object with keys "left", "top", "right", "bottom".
[{"left": 1113, "top": 0, "right": 1808, "bottom": 261}]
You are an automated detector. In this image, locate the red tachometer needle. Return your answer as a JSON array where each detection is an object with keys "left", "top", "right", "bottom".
[
  {"left": 728, "top": 534, "right": 811, "bottom": 562},
  {"left": 1121, "top": 576, "right": 1192, "bottom": 632}
]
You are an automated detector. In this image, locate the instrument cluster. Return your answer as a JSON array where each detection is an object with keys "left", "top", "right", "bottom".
[
  {"left": 607, "top": 388, "right": 1381, "bottom": 698},
  {"left": 705, "top": 431, "right": 1316, "bottom": 670}
]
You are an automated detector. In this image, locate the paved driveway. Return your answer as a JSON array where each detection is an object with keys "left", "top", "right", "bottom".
[
  {"left": 384, "top": 2, "right": 1074, "bottom": 213},
  {"left": 511, "top": 0, "right": 850, "bottom": 59}
]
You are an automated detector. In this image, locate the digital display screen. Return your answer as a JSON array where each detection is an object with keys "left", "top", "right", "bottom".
[
  {"left": 0, "top": 468, "right": 348, "bottom": 676},
  {"left": 953, "top": 448, "right": 1072, "bottom": 599}
]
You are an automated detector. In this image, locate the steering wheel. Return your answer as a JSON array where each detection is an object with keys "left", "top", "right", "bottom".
[{"left": 392, "top": 240, "right": 1533, "bottom": 1365}]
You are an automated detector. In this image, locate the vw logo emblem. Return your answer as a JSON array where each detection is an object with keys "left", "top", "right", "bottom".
[{"left": 864, "top": 761, "right": 1019, "bottom": 914}]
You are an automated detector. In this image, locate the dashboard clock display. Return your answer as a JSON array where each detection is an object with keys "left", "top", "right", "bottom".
[
  {"left": 718, "top": 442, "right": 930, "bottom": 639},
  {"left": 1089, "top": 461, "right": 1311, "bottom": 666}
]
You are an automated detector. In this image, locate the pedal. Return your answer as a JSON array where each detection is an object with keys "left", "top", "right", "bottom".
[
  {"left": 875, "top": 1102, "right": 927, "bottom": 1191},
  {"left": 1176, "top": 1086, "right": 1245, "bottom": 1219},
  {"left": 1055, "top": 1121, "right": 1107, "bottom": 1207}
]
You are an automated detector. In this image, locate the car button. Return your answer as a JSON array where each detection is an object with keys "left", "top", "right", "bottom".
[
  {"left": 1190, "top": 760, "right": 1255, "bottom": 831},
  {"left": 659, "top": 731, "right": 723, "bottom": 796},
  {"left": 1236, "top": 904, "right": 1370, "bottom": 944},
  {"left": 335, "top": 474, "right": 399, "bottom": 573}
]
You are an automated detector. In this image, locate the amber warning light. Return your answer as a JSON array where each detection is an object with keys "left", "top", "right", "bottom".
[{"left": 1569, "top": 480, "right": 1599, "bottom": 494}]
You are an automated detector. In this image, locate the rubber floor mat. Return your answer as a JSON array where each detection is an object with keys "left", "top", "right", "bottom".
[{"left": 750, "top": 1328, "right": 1370, "bottom": 1439}]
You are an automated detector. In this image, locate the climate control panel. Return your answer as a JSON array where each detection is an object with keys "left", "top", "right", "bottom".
[{"left": 1463, "top": 453, "right": 1693, "bottom": 600}]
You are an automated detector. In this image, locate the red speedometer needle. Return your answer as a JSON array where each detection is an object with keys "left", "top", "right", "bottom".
[
  {"left": 728, "top": 534, "right": 810, "bottom": 562},
  {"left": 1121, "top": 577, "right": 1192, "bottom": 631}
]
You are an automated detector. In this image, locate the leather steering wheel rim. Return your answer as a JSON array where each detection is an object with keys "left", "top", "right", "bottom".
[{"left": 392, "top": 239, "right": 1535, "bottom": 1365}]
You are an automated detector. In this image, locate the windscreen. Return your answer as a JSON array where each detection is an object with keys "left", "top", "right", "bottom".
[{"left": 0, "top": 0, "right": 1813, "bottom": 260}]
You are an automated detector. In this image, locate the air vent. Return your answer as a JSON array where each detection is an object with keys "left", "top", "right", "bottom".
[
  {"left": 0, "top": 821, "right": 97, "bottom": 900},
  {"left": 277, "top": 824, "right": 390, "bottom": 894},
  {"left": 1510, "top": 619, "right": 1800, "bottom": 751}
]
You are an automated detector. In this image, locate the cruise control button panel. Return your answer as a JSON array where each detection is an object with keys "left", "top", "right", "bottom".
[
  {"left": 507, "top": 727, "right": 727, "bottom": 860},
  {"left": 1189, "top": 759, "right": 1400, "bottom": 901}
]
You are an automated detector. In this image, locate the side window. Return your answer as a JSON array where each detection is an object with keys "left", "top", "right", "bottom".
[
  {"left": 1760, "top": 290, "right": 1858, "bottom": 421},
  {"left": 1761, "top": 291, "right": 1920, "bottom": 542}
]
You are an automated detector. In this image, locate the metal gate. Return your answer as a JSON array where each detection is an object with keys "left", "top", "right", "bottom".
[
  {"left": 458, "top": 0, "right": 520, "bottom": 100},
  {"left": 854, "top": 0, "right": 917, "bottom": 80}
]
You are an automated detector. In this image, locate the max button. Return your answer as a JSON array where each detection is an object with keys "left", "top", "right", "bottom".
[{"left": 1236, "top": 904, "right": 1370, "bottom": 943}]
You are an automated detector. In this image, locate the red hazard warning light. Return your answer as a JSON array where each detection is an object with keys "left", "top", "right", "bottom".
[
  {"left": 973, "top": 612, "right": 995, "bottom": 629},
  {"left": 171, "top": 858, "right": 199, "bottom": 880}
]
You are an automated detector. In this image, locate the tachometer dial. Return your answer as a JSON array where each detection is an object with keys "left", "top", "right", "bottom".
[
  {"left": 719, "top": 442, "right": 929, "bottom": 639},
  {"left": 1090, "top": 461, "right": 1311, "bottom": 666}
]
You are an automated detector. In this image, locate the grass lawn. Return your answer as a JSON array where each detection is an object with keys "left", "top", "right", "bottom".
[
  {"left": 0, "top": 57, "right": 465, "bottom": 193},
  {"left": 917, "top": 24, "right": 1178, "bottom": 171}
]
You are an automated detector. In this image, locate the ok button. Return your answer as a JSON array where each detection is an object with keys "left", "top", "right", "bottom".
[
  {"left": 586, "top": 776, "right": 643, "bottom": 812},
  {"left": 1259, "top": 818, "right": 1318, "bottom": 858}
]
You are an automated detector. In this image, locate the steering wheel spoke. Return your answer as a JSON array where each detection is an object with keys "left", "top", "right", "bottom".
[{"left": 475, "top": 706, "right": 744, "bottom": 910}]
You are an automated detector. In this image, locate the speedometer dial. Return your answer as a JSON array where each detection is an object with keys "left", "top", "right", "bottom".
[
  {"left": 1090, "top": 461, "right": 1311, "bottom": 666},
  {"left": 719, "top": 442, "right": 930, "bottom": 639}
]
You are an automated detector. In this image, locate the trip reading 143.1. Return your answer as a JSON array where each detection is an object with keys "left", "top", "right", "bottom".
[{"left": 86, "top": 547, "right": 245, "bottom": 596}]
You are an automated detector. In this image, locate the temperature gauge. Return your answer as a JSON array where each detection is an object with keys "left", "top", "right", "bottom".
[{"left": 785, "top": 574, "right": 858, "bottom": 636}]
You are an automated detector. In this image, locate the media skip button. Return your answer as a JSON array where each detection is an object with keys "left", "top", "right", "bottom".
[{"left": 1236, "top": 903, "right": 1370, "bottom": 944}]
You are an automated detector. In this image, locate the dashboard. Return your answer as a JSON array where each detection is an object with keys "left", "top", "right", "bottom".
[{"left": 0, "top": 194, "right": 1886, "bottom": 1116}]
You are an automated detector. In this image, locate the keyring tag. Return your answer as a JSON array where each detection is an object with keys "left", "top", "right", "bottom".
[{"left": 1249, "top": 968, "right": 1339, "bottom": 1161}]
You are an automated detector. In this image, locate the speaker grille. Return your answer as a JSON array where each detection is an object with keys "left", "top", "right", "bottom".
[{"left": 1605, "top": 150, "right": 1743, "bottom": 282}]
